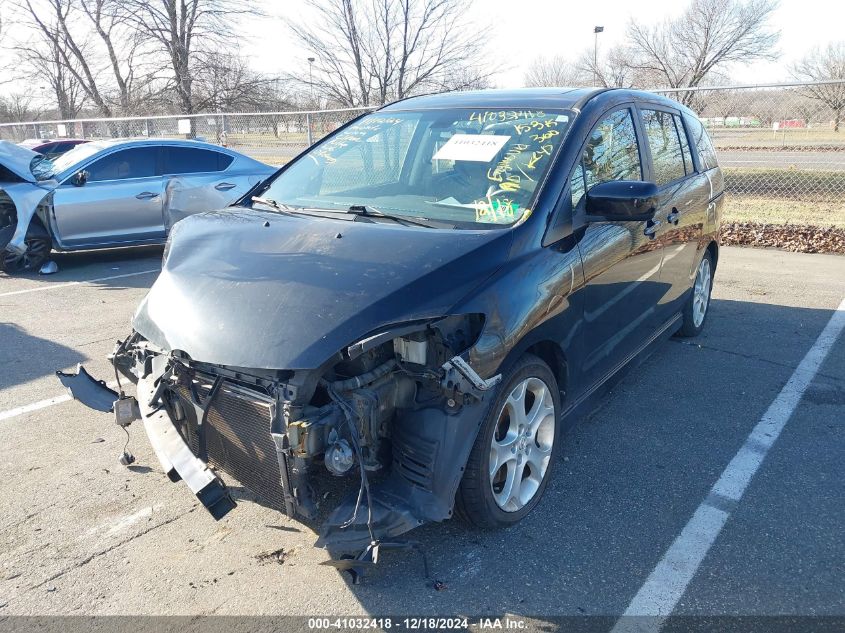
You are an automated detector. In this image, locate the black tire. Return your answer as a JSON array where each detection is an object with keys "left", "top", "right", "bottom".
[
  {"left": 0, "top": 222, "right": 52, "bottom": 274},
  {"left": 676, "top": 250, "right": 714, "bottom": 338},
  {"left": 455, "top": 353, "right": 562, "bottom": 529}
]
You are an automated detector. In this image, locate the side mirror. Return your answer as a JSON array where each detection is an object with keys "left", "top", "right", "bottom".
[
  {"left": 71, "top": 170, "right": 89, "bottom": 187},
  {"left": 585, "top": 180, "right": 658, "bottom": 222}
]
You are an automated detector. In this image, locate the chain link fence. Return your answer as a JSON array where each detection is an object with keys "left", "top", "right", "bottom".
[
  {"left": 1, "top": 81, "right": 843, "bottom": 226},
  {"left": 0, "top": 107, "right": 375, "bottom": 167},
  {"left": 655, "top": 81, "right": 845, "bottom": 228}
]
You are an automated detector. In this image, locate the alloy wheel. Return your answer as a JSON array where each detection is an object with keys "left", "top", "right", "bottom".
[
  {"left": 692, "top": 256, "right": 712, "bottom": 328},
  {"left": 489, "top": 376, "right": 556, "bottom": 512}
]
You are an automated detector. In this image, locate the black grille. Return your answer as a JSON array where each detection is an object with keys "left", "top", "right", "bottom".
[{"left": 172, "top": 382, "right": 287, "bottom": 512}]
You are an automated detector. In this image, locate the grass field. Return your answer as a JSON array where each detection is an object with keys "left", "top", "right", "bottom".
[
  {"left": 711, "top": 127, "right": 845, "bottom": 148},
  {"left": 724, "top": 196, "right": 845, "bottom": 228}
]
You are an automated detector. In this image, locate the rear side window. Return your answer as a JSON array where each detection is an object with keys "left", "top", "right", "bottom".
[
  {"left": 87, "top": 147, "right": 158, "bottom": 182},
  {"left": 673, "top": 114, "right": 694, "bottom": 175},
  {"left": 640, "top": 109, "right": 686, "bottom": 185},
  {"left": 684, "top": 114, "right": 719, "bottom": 171},
  {"left": 571, "top": 108, "right": 642, "bottom": 208},
  {"left": 162, "top": 147, "right": 233, "bottom": 174}
]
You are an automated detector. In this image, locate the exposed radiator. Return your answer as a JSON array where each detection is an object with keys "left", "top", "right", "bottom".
[{"left": 171, "top": 381, "right": 288, "bottom": 512}]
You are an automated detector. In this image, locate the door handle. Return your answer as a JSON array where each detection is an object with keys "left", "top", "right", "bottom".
[
  {"left": 215, "top": 182, "right": 236, "bottom": 191},
  {"left": 643, "top": 219, "right": 661, "bottom": 238},
  {"left": 666, "top": 209, "right": 680, "bottom": 225},
  {"left": 136, "top": 192, "right": 159, "bottom": 200}
]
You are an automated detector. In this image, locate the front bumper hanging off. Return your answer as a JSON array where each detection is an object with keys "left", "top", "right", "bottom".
[
  {"left": 57, "top": 364, "right": 236, "bottom": 520},
  {"left": 137, "top": 373, "right": 237, "bottom": 519},
  {"left": 58, "top": 339, "right": 497, "bottom": 558}
]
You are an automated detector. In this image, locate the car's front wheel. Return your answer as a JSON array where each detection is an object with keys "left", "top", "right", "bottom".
[
  {"left": 0, "top": 223, "right": 52, "bottom": 274},
  {"left": 455, "top": 354, "right": 561, "bottom": 528}
]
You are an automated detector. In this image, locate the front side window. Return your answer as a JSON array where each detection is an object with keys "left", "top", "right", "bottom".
[
  {"left": 640, "top": 109, "right": 686, "bottom": 186},
  {"left": 257, "top": 108, "right": 574, "bottom": 227},
  {"left": 87, "top": 147, "right": 158, "bottom": 182},
  {"left": 570, "top": 108, "right": 642, "bottom": 209}
]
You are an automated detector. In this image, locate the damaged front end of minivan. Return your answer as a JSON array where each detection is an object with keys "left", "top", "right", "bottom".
[
  {"left": 64, "top": 312, "right": 499, "bottom": 556},
  {"left": 56, "top": 205, "right": 516, "bottom": 565}
]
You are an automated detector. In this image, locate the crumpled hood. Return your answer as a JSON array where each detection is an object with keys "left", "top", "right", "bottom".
[
  {"left": 0, "top": 140, "right": 42, "bottom": 183},
  {"left": 133, "top": 208, "right": 512, "bottom": 369}
]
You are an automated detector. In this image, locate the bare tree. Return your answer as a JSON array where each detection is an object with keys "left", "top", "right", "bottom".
[
  {"left": 791, "top": 42, "right": 845, "bottom": 132},
  {"left": 576, "top": 45, "right": 638, "bottom": 88},
  {"left": 192, "top": 51, "right": 281, "bottom": 112},
  {"left": 0, "top": 92, "right": 42, "bottom": 122},
  {"left": 120, "top": 0, "right": 256, "bottom": 113},
  {"left": 523, "top": 55, "right": 585, "bottom": 87},
  {"left": 18, "top": 27, "right": 87, "bottom": 118},
  {"left": 14, "top": 0, "right": 116, "bottom": 116},
  {"left": 626, "top": 0, "right": 779, "bottom": 102},
  {"left": 78, "top": 0, "right": 155, "bottom": 115},
  {"left": 289, "top": 0, "right": 492, "bottom": 107}
]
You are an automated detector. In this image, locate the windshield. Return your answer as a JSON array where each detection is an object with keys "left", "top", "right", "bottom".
[
  {"left": 30, "top": 154, "right": 56, "bottom": 181},
  {"left": 41, "top": 142, "right": 103, "bottom": 180},
  {"left": 257, "top": 107, "right": 574, "bottom": 228}
]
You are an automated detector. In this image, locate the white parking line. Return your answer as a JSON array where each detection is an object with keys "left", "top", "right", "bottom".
[
  {"left": 0, "top": 380, "right": 119, "bottom": 422},
  {"left": 0, "top": 268, "right": 160, "bottom": 298},
  {"left": 612, "top": 295, "right": 845, "bottom": 633}
]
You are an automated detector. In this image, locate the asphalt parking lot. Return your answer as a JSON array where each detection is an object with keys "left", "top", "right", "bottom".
[{"left": 0, "top": 245, "right": 843, "bottom": 623}]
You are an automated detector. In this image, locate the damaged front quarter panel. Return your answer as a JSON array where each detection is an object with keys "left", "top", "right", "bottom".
[
  {"left": 0, "top": 141, "right": 56, "bottom": 257},
  {"left": 0, "top": 183, "right": 54, "bottom": 256}
]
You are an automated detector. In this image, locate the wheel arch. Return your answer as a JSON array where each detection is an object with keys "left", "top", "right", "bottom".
[
  {"left": 706, "top": 239, "right": 719, "bottom": 270},
  {"left": 492, "top": 336, "right": 569, "bottom": 405}
]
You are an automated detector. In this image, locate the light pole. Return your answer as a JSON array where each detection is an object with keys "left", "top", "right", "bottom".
[
  {"left": 307, "top": 57, "right": 316, "bottom": 106},
  {"left": 593, "top": 26, "right": 604, "bottom": 86}
]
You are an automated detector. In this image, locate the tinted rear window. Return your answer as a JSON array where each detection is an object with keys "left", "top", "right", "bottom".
[
  {"left": 673, "top": 114, "right": 694, "bottom": 175},
  {"left": 684, "top": 114, "right": 719, "bottom": 171},
  {"left": 162, "top": 147, "right": 233, "bottom": 174}
]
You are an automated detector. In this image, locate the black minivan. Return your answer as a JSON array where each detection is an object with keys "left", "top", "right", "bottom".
[{"left": 62, "top": 88, "right": 723, "bottom": 562}]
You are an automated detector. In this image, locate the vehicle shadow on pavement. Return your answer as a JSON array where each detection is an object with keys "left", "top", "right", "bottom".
[
  {"left": 322, "top": 297, "right": 844, "bottom": 618},
  {"left": 0, "top": 322, "right": 86, "bottom": 392},
  {"left": 50, "top": 245, "right": 163, "bottom": 269}
]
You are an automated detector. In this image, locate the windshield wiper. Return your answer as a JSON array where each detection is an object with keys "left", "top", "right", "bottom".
[
  {"left": 251, "top": 196, "right": 297, "bottom": 213},
  {"left": 347, "top": 204, "right": 443, "bottom": 229}
]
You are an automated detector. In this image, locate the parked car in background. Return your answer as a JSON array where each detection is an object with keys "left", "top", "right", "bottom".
[
  {"left": 18, "top": 138, "right": 89, "bottom": 160},
  {"left": 61, "top": 88, "right": 723, "bottom": 566},
  {"left": 0, "top": 138, "right": 274, "bottom": 272}
]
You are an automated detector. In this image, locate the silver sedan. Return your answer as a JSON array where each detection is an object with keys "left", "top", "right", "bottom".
[{"left": 0, "top": 138, "right": 275, "bottom": 273}]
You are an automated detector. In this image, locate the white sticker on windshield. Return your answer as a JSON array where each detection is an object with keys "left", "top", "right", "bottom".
[{"left": 433, "top": 134, "right": 510, "bottom": 162}]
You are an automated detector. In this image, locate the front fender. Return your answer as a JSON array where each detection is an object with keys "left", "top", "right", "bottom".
[
  {"left": 317, "top": 390, "right": 494, "bottom": 551},
  {"left": 0, "top": 182, "right": 54, "bottom": 254}
]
